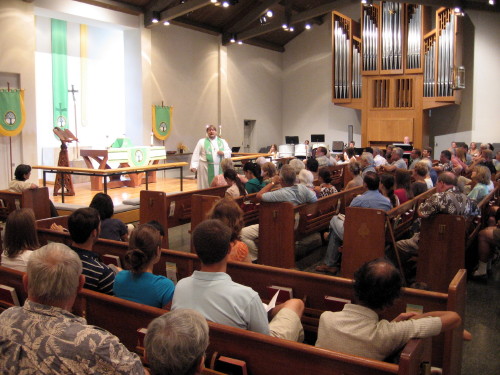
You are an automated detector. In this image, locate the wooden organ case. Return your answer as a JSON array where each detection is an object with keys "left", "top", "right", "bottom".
[{"left": 332, "top": 3, "right": 463, "bottom": 149}]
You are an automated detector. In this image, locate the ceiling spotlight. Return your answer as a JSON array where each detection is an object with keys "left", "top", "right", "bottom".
[
  {"left": 266, "top": 10, "right": 273, "bottom": 17},
  {"left": 282, "top": 23, "right": 288, "bottom": 30},
  {"left": 230, "top": 34, "right": 236, "bottom": 43},
  {"left": 259, "top": 15, "right": 268, "bottom": 25},
  {"left": 211, "top": 0, "right": 217, "bottom": 3},
  {"left": 489, "top": 0, "right": 495, "bottom": 5},
  {"left": 361, "top": 0, "right": 373, "bottom": 6},
  {"left": 305, "top": 23, "right": 311, "bottom": 30},
  {"left": 163, "top": 20, "right": 170, "bottom": 26},
  {"left": 289, "top": 26, "right": 295, "bottom": 32},
  {"left": 237, "top": 41, "right": 243, "bottom": 45},
  {"left": 222, "top": 1, "right": 230, "bottom": 7}
]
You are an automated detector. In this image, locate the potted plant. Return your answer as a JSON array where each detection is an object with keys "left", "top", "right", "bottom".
[{"left": 177, "top": 142, "right": 188, "bottom": 154}]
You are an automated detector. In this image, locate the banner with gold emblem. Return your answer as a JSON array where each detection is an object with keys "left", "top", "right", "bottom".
[
  {"left": 0, "top": 89, "right": 26, "bottom": 137},
  {"left": 152, "top": 105, "right": 172, "bottom": 140}
]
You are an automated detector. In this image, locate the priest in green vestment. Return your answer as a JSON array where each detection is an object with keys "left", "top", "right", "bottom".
[{"left": 190, "top": 125, "right": 231, "bottom": 189}]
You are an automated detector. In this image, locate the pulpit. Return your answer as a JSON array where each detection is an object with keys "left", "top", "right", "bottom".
[{"left": 53, "top": 127, "right": 77, "bottom": 196}]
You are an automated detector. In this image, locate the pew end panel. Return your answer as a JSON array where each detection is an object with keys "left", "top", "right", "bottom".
[
  {"left": 0, "top": 266, "right": 27, "bottom": 310},
  {"left": 190, "top": 194, "right": 222, "bottom": 235},
  {"left": 416, "top": 215, "right": 466, "bottom": 293},
  {"left": 442, "top": 269, "right": 467, "bottom": 375},
  {"left": 258, "top": 202, "right": 296, "bottom": 269},
  {"left": 342, "top": 207, "right": 387, "bottom": 279},
  {"left": 0, "top": 187, "right": 52, "bottom": 221},
  {"left": 140, "top": 190, "right": 170, "bottom": 249}
]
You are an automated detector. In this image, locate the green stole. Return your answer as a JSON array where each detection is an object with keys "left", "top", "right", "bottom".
[{"left": 205, "top": 137, "right": 224, "bottom": 184}]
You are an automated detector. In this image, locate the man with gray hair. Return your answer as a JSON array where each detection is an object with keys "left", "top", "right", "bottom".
[
  {"left": 0, "top": 242, "right": 144, "bottom": 374},
  {"left": 241, "top": 164, "right": 317, "bottom": 260},
  {"left": 145, "top": 309, "right": 209, "bottom": 375},
  {"left": 373, "top": 147, "right": 388, "bottom": 167},
  {"left": 360, "top": 152, "right": 376, "bottom": 177},
  {"left": 381, "top": 147, "right": 407, "bottom": 171}
]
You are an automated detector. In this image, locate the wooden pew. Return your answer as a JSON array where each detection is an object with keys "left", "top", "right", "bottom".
[
  {"left": 190, "top": 192, "right": 260, "bottom": 236},
  {"left": 72, "top": 287, "right": 428, "bottom": 375},
  {"left": 34, "top": 228, "right": 466, "bottom": 375},
  {"left": 140, "top": 186, "right": 227, "bottom": 248},
  {"left": 0, "top": 187, "right": 52, "bottom": 222},
  {"left": 258, "top": 185, "right": 366, "bottom": 269},
  {"left": 341, "top": 188, "right": 437, "bottom": 280}
]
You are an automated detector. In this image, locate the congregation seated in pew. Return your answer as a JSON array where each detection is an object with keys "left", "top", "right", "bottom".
[
  {"left": 1, "top": 208, "right": 40, "bottom": 273},
  {"left": 145, "top": 309, "right": 209, "bottom": 375},
  {"left": 68, "top": 207, "right": 116, "bottom": 295},
  {"left": 316, "top": 258, "right": 462, "bottom": 362},
  {"left": 207, "top": 197, "right": 252, "bottom": 263},
  {"left": 316, "top": 172, "right": 392, "bottom": 275},
  {"left": 172, "top": 220, "right": 305, "bottom": 342},
  {"left": 0, "top": 243, "right": 145, "bottom": 374},
  {"left": 395, "top": 172, "right": 480, "bottom": 283},
  {"left": 241, "top": 164, "right": 317, "bottom": 261},
  {"left": 89, "top": 192, "right": 130, "bottom": 242},
  {"left": 113, "top": 224, "right": 175, "bottom": 308}
]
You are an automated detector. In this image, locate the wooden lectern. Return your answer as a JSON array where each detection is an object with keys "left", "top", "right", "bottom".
[{"left": 53, "top": 127, "right": 77, "bottom": 196}]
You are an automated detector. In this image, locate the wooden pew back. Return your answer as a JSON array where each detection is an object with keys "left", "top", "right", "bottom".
[
  {"left": 34, "top": 227, "right": 466, "bottom": 374},
  {"left": 140, "top": 186, "right": 227, "bottom": 248},
  {"left": 0, "top": 187, "right": 51, "bottom": 222},
  {"left": 258, "top": 186, "right": 366, "bottom": 269},
  {"left": 73, "top": 287, "right": 426, "bottom": 375}
]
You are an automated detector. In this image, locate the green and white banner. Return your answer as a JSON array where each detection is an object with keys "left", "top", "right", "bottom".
[
  {"left": 0, "top": 89, "right": 26, "bottom": 136},
  {"left": 51, "top": 19, "right": 69, "bottom": 130},
  {"left": 152, "top": 105, "right": 172, "bottom": 140}
]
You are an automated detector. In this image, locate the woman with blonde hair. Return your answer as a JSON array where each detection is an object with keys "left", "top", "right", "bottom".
[
  {"left": 207, "top": 197, "right": 251, "bottom": 263},
  {"left": 261, "top": 162, "right": 277, "bottom": 185},
  {"left": 113, "top": 224, "right": 175, "bottom": 308},
  {"left": 1, "top": 208, "right": 40, "bottom": 272}
]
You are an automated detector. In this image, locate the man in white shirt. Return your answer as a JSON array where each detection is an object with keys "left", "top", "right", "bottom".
[
  {"left": 316, "top": 258, "right": 462, "bottom": 361},
  {"left": 190, "top": 125, "right": 231, "bottom": 189}
]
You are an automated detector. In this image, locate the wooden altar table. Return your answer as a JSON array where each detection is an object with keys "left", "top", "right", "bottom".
[{"left": 32, "top": 162, "right": 187, "bottom": 203}]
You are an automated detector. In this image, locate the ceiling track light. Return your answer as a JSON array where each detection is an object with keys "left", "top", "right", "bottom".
[
  {"left": 361, "top": 0, "right": 373, "bottom": 6},
  {"left": 489, "top": 0, "right": 495, "bottom": 5},
  {"left": 163, "top": 20, "right": 170, "bottom": 26},
  {"left": 230, "top": 33, "right": 236, "bottom": 43},
  {"left": 305, "top": 23, "right": 311, "bottom": 30},
  {"left": 259, "top": 15, "right": 269, "bottom": 25},
  {"left": 266, "top": 9, "right": 273, "bottom": 18},
  {"left": 222, "top": 0, "right": 238, "bottom": 7},
  {"left": 151, "top": 11, "right": 159, "bottom": 24}
]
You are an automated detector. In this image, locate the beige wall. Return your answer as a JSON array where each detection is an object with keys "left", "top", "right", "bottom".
[{"left": 0, "top": 0, "right": 37, "bottom": 185}]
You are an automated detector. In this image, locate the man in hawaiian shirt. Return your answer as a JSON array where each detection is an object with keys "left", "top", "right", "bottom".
[{"left": 0, "top": 242, "right": 145, "bottom": 374}]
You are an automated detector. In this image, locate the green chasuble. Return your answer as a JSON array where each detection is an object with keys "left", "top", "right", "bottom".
[{"left": 204, "top": 137, "right": 225, "bottom": 184}]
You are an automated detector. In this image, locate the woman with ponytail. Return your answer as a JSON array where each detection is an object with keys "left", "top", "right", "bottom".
[{"left": 113, "top": 224, "right": 174, "bottom": 308}]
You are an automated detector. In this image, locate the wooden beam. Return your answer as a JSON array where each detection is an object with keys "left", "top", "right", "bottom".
[
  {"left": 226, "top": 0, "right": 281, "bottom": 34},
  {"left": 242, "top": 38, "right": 285, "bottom": 53},
  {"left": 145, "top": 0, "right": 213, "bottom": 27},
  {"left": 170, "top": 18, "right": 222, "bottom": 36}
]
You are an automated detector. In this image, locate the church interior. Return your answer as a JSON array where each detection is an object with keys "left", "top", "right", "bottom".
[{"left": 0, "top": 0, "right": 499, "bottom": 374}]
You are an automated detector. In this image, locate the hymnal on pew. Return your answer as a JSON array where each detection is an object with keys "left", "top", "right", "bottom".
[
  {"left": 0, "top": 284, "right": 20, "bottom": 307},
  {"left": 213, "top": 355, "right": 248, "bottom": 375},
  {"left": 324, "top": 295, "right": 350, "bottom": 312},
  {"left": 266, "top": 285, "right": 293, "bottom": 305}
]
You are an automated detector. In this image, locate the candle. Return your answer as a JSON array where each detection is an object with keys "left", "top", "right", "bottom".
[{"left": 150, "top": 132, "right": 154, "bottom": 146}]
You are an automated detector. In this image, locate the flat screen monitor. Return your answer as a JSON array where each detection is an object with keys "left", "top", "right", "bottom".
[
  {"left": 311, "top": 134, "right": 325, "bottom": 143},
  {"left": 285, "top": 136, "right": 299, "bottom": 145}
]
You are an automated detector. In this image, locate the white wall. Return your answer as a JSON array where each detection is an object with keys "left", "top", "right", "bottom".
[
  {"left": 150, "top": 25, "right": 220, "bottom": 153},
  {"left": 431, "top": 11, "right": 500, "bottom": 157},
  {"left": 224, "top": 43, "right": 283, "bottom": 151},
  {"left": 0, "top": 0, "right": 37, "bottom": 187},
  {"left": 282, "top": 1, "right": 361, "bottom": 149}
]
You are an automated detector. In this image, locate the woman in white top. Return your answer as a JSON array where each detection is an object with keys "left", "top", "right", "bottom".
[{"left": 1, "top": 208, "right": 40, "bottom": 272}]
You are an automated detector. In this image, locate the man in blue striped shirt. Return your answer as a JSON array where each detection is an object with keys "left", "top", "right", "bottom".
[{"left": 68, "top": 207, "right": 115, "bottom": 294}]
